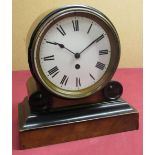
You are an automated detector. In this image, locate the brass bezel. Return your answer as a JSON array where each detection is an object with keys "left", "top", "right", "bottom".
[{"left": 28, "top": 5, "right": 120, "bottom": 99}]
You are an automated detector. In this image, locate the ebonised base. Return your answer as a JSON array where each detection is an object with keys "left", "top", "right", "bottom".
[{"left": 18, "top": 97, "right": 139, "bottom": 149}]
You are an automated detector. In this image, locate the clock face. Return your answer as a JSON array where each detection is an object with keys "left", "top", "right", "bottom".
[
  {"left": 29, "top": 6, "right": 120, "bottom": 98},
  {"left": 39, "top": 16, "right": 111, "bottom": 91}
]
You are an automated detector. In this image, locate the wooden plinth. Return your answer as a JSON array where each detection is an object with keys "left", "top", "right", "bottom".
[{"left": 18, "top": 98, "right": 139, "bottom": 149}]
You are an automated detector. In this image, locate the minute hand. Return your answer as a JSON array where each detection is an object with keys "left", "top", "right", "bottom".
[{"left": 80, "top": 34, "right": 104, "bottom": 54}]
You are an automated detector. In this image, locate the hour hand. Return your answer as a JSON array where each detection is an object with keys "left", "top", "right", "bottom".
[
  {"left": 46, "top": 41, "right": 64, "bottom": 48},
  {"left": 46, "top": 40, "right": 75, "bottom": 55}
]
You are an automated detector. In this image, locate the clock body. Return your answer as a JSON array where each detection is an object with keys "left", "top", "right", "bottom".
[{"left": 28, "top": 5, "right": 120, "bottom": 99}]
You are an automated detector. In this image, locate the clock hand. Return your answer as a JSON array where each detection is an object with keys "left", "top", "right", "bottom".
[
  {"left": 46, "top": 41, "right": 75, "bottom": 55},
  {"left": 79, "top": 34, "right": 104, "bottom": 54}
]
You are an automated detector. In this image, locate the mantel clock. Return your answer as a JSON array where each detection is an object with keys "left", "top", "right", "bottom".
[{"left": 18, "top": 5, "right": 139, "bottom": 149}]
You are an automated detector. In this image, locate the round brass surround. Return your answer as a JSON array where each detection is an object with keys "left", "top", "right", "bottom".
[{"left": 28, "top": 5, "right": 120, "bottom": 99}]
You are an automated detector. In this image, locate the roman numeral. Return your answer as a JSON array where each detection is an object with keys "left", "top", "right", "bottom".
[
  {"left": 76, "top": 77, "right": 81, "bottom": 87},
  {"left": 89, "top": 73, "right": 95, "bottom": 80},
  {"left": 60, "top": 75, "right": 69, "bottom": 86},
  {"left": 99, "top": 50, "right": 108, "bottom": 55},
  {"left": 96, "top": 34, "right": 104, "bottom": 43},
  {"left": 56, "top": 25, "right": 66, "bottom": 36},
  {"left": 42, "top": 55, "right": 54, "bottom": 61},
  {"left": 95, "top": 62, "right": 105, "bottom": 70},
  {"left": 87, "top": 22, "right": 93, "bottom": 34},
  {"left": 72, "top": 19, "right": 79, "bottom": 31},
  {"left": 48, "top": 66, "right": 60, "bottom": 78}
]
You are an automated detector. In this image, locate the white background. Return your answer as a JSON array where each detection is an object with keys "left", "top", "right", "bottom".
[
  {"left": 0, "top": 0, "right": 12, "bottom": 154},
  {"left": 0, "top": 0, "right": 155, "bottom": 155},
  {"left": 143, "top": 0, "right": 155, "bottom": 154}
]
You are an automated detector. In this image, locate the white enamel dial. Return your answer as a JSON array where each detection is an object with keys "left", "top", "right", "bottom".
[{"left": 39, "top": 16, "right": 111, "bottom": 91}]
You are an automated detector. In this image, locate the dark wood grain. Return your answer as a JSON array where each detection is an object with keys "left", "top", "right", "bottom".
[
  {"left": 26, "top": 77, "right": 107, "bottom": 108},
  {"left": 19, "top": 112, "right": 139, "bottom": 149},
  {"left": 19, "top": 77, "right": 139, "bottom": 149}
]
